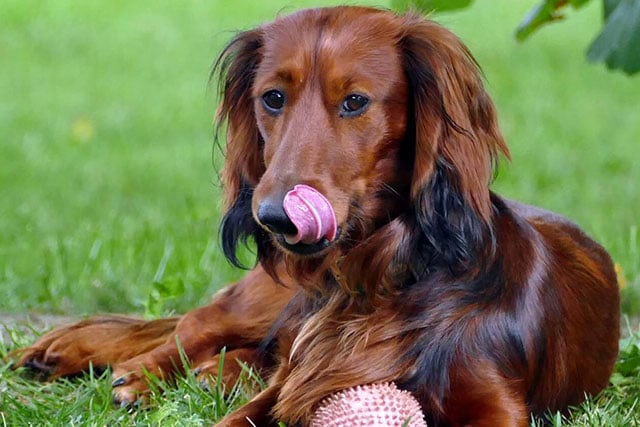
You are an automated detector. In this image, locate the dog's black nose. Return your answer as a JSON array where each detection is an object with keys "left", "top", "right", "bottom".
[{"left": 257, "top": 199, "right": 298, "bottom": 235}]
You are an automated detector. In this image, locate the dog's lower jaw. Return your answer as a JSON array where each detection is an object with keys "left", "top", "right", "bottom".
[{"left": 274, "top": 227, "right": 342, "bottom": 257}]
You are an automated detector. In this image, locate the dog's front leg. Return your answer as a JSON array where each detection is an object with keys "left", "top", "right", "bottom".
[
  {"left": 214, "top": 383, "right": 281, "bottom": 427},
  {"left": 111, "top": 265, "right": 296, "bottom": 405},
  {"left": 214, "top": 355, "right": 292, "bottom": 427}
]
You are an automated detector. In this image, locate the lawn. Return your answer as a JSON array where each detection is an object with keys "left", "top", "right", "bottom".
[{"left": 1, "top": 0, "right": 639, "bottom": 425}]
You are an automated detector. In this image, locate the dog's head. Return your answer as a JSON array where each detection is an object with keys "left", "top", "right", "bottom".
[{"left": 215, "top": 7, "right": 508, "bottom": 289}]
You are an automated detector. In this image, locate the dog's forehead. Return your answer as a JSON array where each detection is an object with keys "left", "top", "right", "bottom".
[{"left": 257, "top": 8, "right": 402, "bottom": 90}]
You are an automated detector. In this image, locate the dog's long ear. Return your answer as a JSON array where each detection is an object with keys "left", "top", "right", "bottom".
[
  {"left": 213, "top": 30, "right": 265, "bottom": 267},
  {"left": 399, "top": 15, "right": 509, "bottom": 267},
  {"left": 214, "top": 29, "right": 264, "bottom": 210}
]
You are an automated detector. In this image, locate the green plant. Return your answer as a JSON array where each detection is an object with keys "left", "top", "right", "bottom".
[{"left": 393, "top": 0, "right": 640, "bottom": 75}]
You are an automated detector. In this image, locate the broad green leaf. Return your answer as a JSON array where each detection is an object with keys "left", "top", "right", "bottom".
[
  {"left": 144, "top": 276, "right": 186, "bottom": 318},
  {"left": 516, "top": 0, "right": 593, "bottom": 41},
  {"left": 609, "top": 372, "right": 628, "bottom": 386},
  {"left": 587, "top": 0, "right": 640, "bottom": 74},
  {"left": 516, "top": 1, "right": 567, "bottom": 41},
  {"left": 615, "top": 335, "right": 640, "bottom": 377},
  {"left": 391, "top": 0, "right": 474, "bottom": 13},
  {"left": 615, "top": 340, "right": 640, "bottom": 376},
  {"left": 604, "top": 0, "right": 624, "bottom": 17}
]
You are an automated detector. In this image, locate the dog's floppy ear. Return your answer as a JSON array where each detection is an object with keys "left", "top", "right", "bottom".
[
  {"left": 399, "top": 15, "right": 509, "bottom": 267},
  {"left": 213, "top": 30, "right": 266, "bottom": 267},
  {"left": 214, "top": 29, "right": 264, "bottom": 211}
]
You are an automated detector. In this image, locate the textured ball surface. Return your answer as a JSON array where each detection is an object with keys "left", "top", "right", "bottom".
[{"left": 310, "top": 382, "right": 427, "bottom": 427}]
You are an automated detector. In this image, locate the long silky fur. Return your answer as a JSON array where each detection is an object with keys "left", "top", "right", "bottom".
[
  {"left": 214, "top": 13, "right": 506, "bottom": 294},
  {"left": 211, "top": 8, "right": 618, "bottom": 427},
  {"left": 215, "top": 10, "right": 514, "bottom": 422},
  {"left": 213, "top": 29, "right": 287, "bottom": 279}
]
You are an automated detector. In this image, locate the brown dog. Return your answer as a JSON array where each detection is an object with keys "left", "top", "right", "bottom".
[{"left": 16, "top": 7, "right": 619, "bottom": 426}]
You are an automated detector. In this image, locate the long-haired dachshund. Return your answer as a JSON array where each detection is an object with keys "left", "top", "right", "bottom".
[{"left": 15, "top": 7, "right": 620, "bottom": 426}]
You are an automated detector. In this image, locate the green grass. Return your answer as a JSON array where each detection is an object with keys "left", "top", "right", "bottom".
[
  {"left": 1, "top": 324, "right": 639, "bottom": 426},
  {"left": 1, "top": 0, "right": 639, "bottom": 425}
]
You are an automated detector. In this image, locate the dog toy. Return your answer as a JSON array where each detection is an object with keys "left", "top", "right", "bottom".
[{"left": 310, "top": 382, "right": 427, "bottom": 427}]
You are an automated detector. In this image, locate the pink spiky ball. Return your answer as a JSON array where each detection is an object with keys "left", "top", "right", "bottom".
[{"left": 310, "top": 382, "right": 428, "bottom": 427}]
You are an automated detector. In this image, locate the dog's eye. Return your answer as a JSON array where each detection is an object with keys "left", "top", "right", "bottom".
[
  {"left": 340, "top": 94, "right": 369, "bottom": 117},
  {"left": 261, "top": 90, "right": 286, "bottom": 114}
]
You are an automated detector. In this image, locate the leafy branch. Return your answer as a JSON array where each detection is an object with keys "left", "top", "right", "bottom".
[{"left": 393, "top": 0, "right": 640, "bottom": 75}]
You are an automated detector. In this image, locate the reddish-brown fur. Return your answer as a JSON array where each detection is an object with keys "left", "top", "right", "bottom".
[{"left": 14, "top": 7, "right": 619, "bottom": 426}]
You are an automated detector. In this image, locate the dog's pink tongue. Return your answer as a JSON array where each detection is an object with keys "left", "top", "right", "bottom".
[{"left": 282, "top": 184, "right": 337, "bottom": 245}]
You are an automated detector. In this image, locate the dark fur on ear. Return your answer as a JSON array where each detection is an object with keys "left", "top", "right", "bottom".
[
  {"left": 219, "top": 181, "right": 281, "bottom": 273},
  {"left": 399, "top": 16, "right": 509, "bottom": 269},
  {"left": 214, "top": 30, "right": 279, "bottom": 270},
  {"left": 214, "top": 29, "right": 265, "bottom": 210}
]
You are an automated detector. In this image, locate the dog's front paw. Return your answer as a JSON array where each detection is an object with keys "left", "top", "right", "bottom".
[
  {"left": 12, "top": 316, "right": 178, "bottom": 381},
  {"left": 194, "top": 347, "right": 264, "bottom": 393},
  {"left": 13, "top": 345, "right": 61, "bottom": 380},
  {"left": 12, "top": 317, "right": 123, "bottom": 379},
  {"left": 110, "top": 363, "right": 156, "bottom": 406}
]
